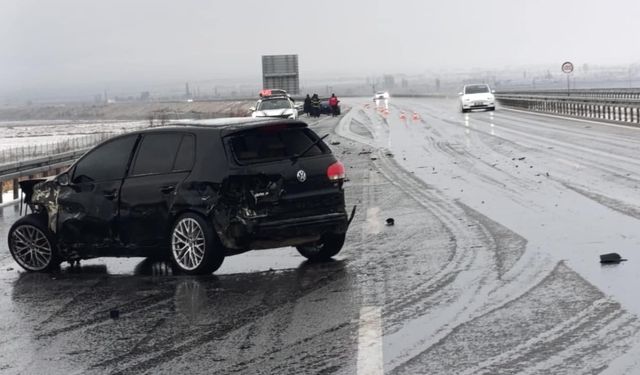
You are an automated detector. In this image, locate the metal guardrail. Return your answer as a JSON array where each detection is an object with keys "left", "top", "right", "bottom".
[
  {"left": 0, "top": 131, "right": 127, "bottom": 203},
  {"left": 495, "top": 90, "right": 640, "bottom": 125},
  {"left": 497, "top": 89, "right": 640, "bottom": 100},
  {"left": 0, "top": 149, "right": 88, "bottom": 181},
  {"left": 0, "top": 132, "right": 117, "bottom": 167}
]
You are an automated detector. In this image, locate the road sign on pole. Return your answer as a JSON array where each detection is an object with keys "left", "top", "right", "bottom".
[{"left": 562, "top": 61, "right": 574, "bottom": 96}]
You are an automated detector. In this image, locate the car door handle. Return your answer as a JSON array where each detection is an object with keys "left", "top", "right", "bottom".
[
  {"left": 160, "top": 185, "right": 176, "bottom": 194},
  {"left": 103, "top": 190, "right": 118, "bottom": 200}
]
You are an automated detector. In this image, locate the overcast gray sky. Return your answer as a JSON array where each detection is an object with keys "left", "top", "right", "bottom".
[{"left": 2, "top": 0, "right": 640, "bottom": 97}]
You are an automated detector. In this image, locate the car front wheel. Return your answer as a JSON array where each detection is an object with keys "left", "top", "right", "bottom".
[
  {"left": 296, "top": 233, "right": 346, "bottom": 262},
  {"left": 170, "top": 213, "right": 224, "bottom": 275},
  {"left": 8, "top": 214, "right": 59, "bottom": 272}
]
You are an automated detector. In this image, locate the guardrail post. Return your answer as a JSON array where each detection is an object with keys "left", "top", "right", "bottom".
[{"left": 13, "top": 178, "right": 19, "bottom": 200}]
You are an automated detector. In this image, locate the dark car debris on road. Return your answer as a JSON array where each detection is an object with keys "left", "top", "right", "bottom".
[
  {"left": 8, "top": 118, "right": 355, "bottom": 275},
  {"left": 600, "top": 253, "right": 627, "bottom": 264}
]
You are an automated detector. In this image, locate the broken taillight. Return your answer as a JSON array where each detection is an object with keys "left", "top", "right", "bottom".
[{"left": 327, "top": 161, "right": 346, "bottom": 180}]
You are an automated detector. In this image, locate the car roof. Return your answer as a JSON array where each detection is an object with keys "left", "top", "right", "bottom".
[
  {"left": 78, "top": 118, "right": 310, "bottom": 155},
  {"left": 258, "top": 95, "right": 291, "bottom": 101},
  {"left": 164, "top": 117, "right": 308, "bottom": 136}
]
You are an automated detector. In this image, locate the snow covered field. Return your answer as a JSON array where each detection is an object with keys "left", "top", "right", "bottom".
[{"left": 0, "top": 120, "right": 151, "bottom": 164}]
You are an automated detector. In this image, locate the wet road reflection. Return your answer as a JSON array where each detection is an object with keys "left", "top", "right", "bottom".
[{"left": 6, "top": 258, "right": 358, "bottom": 374}]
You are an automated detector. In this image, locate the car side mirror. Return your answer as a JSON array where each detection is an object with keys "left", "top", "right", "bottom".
[
  {"left": 249, "top": 107, "right": 256, "bottom": 112},
  {"left": 57, "top": 172, "right": 70, "bottom": 186},
  {"left": 458, "top": 92, "right": 463, "bottom": 96}
]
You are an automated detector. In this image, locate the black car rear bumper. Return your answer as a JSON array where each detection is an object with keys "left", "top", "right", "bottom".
[
  {"left": 223, "top": 212, "right": 349, "bottom": 251},
  {"left": 257, "top": 212, "right": 348, "bottom": 232}
]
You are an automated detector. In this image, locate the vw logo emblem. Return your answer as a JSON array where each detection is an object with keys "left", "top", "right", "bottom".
[{"left": 296, "top": 170, "right": 307, "bottom": 182}]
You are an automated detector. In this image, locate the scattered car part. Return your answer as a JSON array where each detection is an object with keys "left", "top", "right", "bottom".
[{"left": 600, "top": 253, "right": 627, "bottom": 264}]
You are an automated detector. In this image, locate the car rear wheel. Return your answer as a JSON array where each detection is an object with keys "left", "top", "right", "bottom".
[
  {"left": 8, "top": 214, "right": 59, "bottom": 272},
  {"left": 170, "top": 213, "right": 224, "bottom": 275},
  {"left": 296, "top": 233, "right": 346, "bottom": 262}
]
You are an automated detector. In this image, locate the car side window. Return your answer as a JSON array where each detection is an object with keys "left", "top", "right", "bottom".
[
  {"left": 131, "top": 133, "right": 183, "bottom": 176},
  {"left": 172, "top": 134, "right": 195, "bottom": 171},
  {"left": 72, "top": 135, "right": 138, "bottom": 183}
]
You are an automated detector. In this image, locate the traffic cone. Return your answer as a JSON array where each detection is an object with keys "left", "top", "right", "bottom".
[
  {"left": 412, "top": 112, "right": 420, "bottom": 120},
  {"left": 400, "top": 112, "right": 406, "bottom": 120}
]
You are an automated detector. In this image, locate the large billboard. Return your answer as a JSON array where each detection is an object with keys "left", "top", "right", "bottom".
[{"left": 262, "top": 54, "right": 300, "bottom": 94}]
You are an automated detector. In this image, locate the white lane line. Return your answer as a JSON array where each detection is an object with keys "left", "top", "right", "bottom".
[
  {"left": 357, "top": 306, "right": 384, "bottom": 375},
  {"left": 364, "top": 207, "right": 381, "bottom": 238},
  {"left": 501, "top": 107, "right": 640, "bottom": 131}
]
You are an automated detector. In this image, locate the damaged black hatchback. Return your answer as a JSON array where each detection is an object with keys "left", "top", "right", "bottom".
[{"left": 9, "top": 119, "right": 350, "bottom": 274}]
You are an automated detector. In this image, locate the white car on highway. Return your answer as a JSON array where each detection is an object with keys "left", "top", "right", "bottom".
[
  {"left": 373, "top": 91, "right": 390, "bottom": 101},
  {"left": 459, "top": 84, "right": 495, "bottom": 112},
  {"left": 250, "top": 95, "right": 298, "bottom": 119}
]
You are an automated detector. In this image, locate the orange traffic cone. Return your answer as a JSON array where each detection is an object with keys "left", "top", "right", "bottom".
[
  {"left": 400, "top": 112, "right": 406, "bottom": 120},
  {"left": 412, "top": 112, "right": 420, "bottom": 120}
]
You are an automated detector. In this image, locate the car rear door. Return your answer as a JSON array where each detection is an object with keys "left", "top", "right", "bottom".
[{"left": 119, "top": 132, "right": 195, "bottom": 250}]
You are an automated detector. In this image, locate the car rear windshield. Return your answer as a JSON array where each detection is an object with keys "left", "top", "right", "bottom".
[
  {"left": 465, "top": 85, "right": 490, "bottom": 94},
  {"left": 258, "top": 99, "right": 291, "bottom": 110},
  {"left": 229, "top": 127, "right": 328, "bottom": 164}
]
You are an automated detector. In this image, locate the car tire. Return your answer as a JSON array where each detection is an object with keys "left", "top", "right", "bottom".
[
  {"left": 461, "top": 108, "right": 469, "bottom": 113},
  {"left": 488, "top": 107, "right": 496, "bottom": 111},
  {"left": 169, "top": 213, "right": 224, "bottom": 275},
  {"left": 296, "top": 233, "right": 346, "bottom": 262},
  {"left": 8, "top": 213, "right": 60, "bottom": 272}
]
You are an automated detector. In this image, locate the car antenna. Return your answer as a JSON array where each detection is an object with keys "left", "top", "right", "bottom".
[{"left": 291, "top": 133, "right": 329, "bottom": 164}]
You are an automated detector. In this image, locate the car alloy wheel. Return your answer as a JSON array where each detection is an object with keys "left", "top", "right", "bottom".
[
  {"left": 10, "top": 224, "right": 54, "bottom": 271},
  {"left": 171, "top": 217, "right": 206, "bottom": 271}
]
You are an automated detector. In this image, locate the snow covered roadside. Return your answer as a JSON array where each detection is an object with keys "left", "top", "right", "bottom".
[
  {"left": 0, "top": 120, "right": 151, "bottom": 164},
  {"left": 0, "top": 190, "right": 20, "bottom": 208}
]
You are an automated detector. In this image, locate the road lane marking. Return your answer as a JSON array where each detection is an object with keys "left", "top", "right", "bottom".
[
  {"left": 364, "top": 207, "right": 381, "bottom": 237},
  {"left": 357, "top": 306, "right": 384, "bottom": 375}
]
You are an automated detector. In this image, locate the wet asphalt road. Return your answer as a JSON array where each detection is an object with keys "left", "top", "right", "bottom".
[{"left": 2, "top": 99, "right": 640, "bottom": 374}]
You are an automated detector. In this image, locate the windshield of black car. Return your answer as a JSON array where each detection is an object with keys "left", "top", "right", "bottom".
[
  {"left": 229, "top": 127, "right": 327, "bottom": 164},
  {"left": 465, "top": 85, "right": 490, "bottom": 94},
  {"left": 257, "top": 99, "right": 291, "bottom": 111}
]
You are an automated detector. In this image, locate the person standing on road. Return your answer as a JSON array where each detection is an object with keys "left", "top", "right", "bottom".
[
  {"left": 329, "top": 93, "right": 340, "bottom": 117},
  {"left": 303, "top": 94, "right": 311, "bottom": 117},
  {"left": 311, "top": 94, "right": 321, "bottom": 118}
]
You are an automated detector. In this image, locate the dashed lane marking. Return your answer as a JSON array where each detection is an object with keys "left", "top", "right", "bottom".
[{"left": 357, "top": 306, "right": 384, "bottom": 375}]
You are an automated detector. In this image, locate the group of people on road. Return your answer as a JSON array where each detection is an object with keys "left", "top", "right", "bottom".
[{"left": 303, "top": 93, "right": 340, "bottom": 118}]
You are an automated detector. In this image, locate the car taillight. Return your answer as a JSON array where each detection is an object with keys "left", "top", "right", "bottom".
[{"left": 327, "top": 161, "right": 345, "bottom": 180}]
